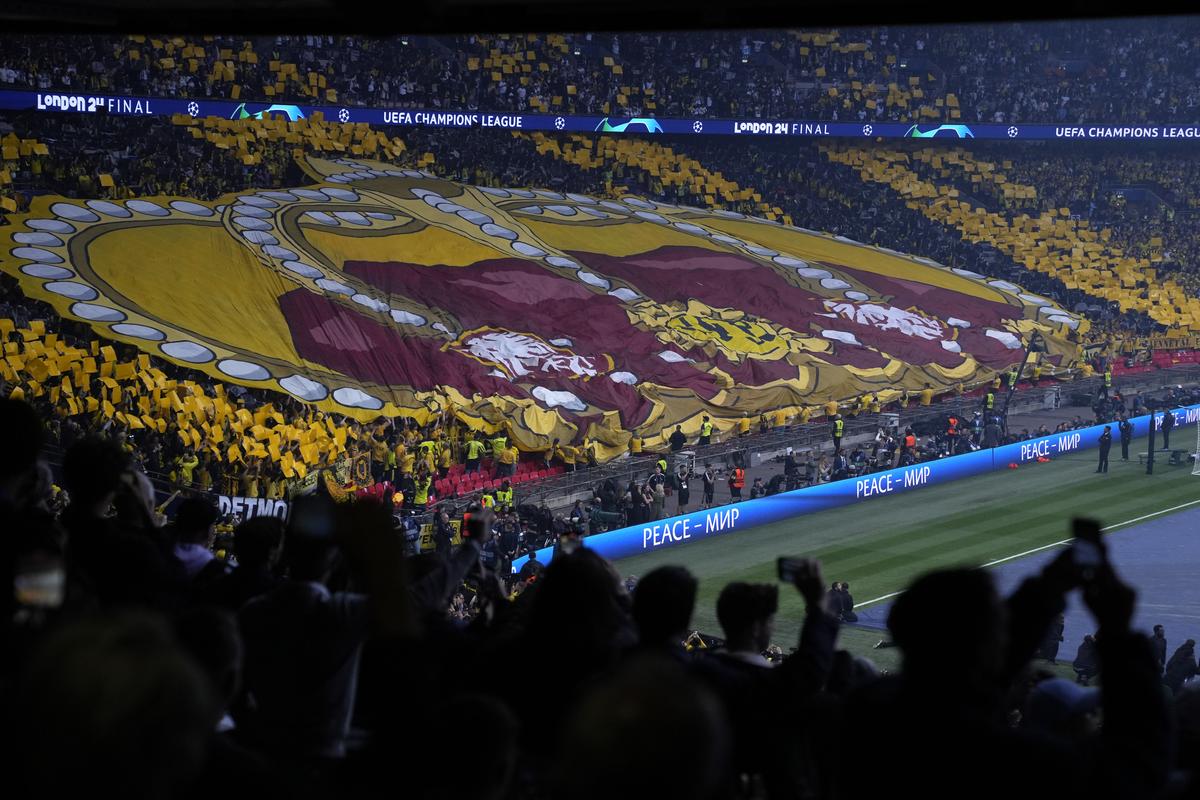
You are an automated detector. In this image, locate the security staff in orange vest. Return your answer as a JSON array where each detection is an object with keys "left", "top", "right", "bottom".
[
  {"left": 729, "top": 465, "right": 746, "bottom": 501},
  {"left": 946, "top": 414, "right": 960, "bottom": 454},
  {"left": 832, "top": 413, "right": 845, "bottom": 454}
]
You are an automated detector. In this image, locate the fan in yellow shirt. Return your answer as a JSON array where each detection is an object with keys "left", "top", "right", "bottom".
[
  {"left": 496, "top": 442, "right": 518, "bottom": 477},
  {"left": 554, "top": 438, "right": 577, "bottom": 471}
]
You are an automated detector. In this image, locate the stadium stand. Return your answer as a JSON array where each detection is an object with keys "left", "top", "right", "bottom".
[
  {"left": 6, "top": 21, "right": 1200, "bottom": 122},
  {"left": 4, "top": 20, "right": 1200, "bottom": 800}
]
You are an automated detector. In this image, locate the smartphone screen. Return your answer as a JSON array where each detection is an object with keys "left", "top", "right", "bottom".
[
  {"left": 1071, "top": 518, "right": 1104, "bottom": 571},
  {"left": 14, "top": 556, "right": 65, "bottom": 609},
  {"left": 1072, "top": 539, "right": 1103, "bottom": 569}
]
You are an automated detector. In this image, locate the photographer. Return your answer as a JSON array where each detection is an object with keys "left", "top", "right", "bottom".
[{"left": 701, "top": 558, "right": 839, "bottom": 797}]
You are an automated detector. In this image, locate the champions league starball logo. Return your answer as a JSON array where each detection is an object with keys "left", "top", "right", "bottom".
[
  {"left": 904, "top": 123, "right": 975, "bottom": 139},
  {"left": 594, "top": 117, "right": 664, "bottom": 134},
  {"left": 230, "top": 103, "right": 307, "bottom": 122}
]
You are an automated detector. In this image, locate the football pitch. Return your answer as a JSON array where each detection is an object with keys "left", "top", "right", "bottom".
[{"left": 614, "top": 430, "right": 1200, "bottom": 663}]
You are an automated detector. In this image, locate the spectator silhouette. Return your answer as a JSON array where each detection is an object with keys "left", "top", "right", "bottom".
[
  {"left": 61, "top": 436, "right": 170, "bottom": 609},
  {"left": 205, "top": 516, "right": 284, "bottom": 612},
  {"left": 492, "top": 546, "right": 635, "bottom": 775},
  {"left": 237, "top": 495, "right": 371, "bottom": 767},
  {"left": 1074, "top": 633, "right": 1101, "bottom": 684},
  {"left": 1165, "top": 640, "right": 1197, "bottom": 695},
  {"left": 1152, "top": 624, "right": 1168, "bottom": 674},
  {"left": 556, "top": 654, "right": 730, "bottom": 800},
  {"left": 706, "top": 563, "right": 839, "bottom": 797},
  {"left": 837, "top": 557, "right": 1169, "bottom": 799},
  {"left": 632, "top": 565, "right": 698, "bottom": 655},
  {"left": 171, "top": 498, "right": 220, "bottom": 581},
  {"left": 13, "top": 611, "right": 219, "bottom": 799},
  {"left": 416, "top": 695, "right": 519, "bottom": 800}
]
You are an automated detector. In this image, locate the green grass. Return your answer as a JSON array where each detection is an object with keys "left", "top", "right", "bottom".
[{"left": 614, "top": 432, "right": 1199, "bottom": 664}]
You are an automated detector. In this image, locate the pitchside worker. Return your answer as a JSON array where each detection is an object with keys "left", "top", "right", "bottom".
[
  {"left": 699, "top": 416, "right": 714, "bottom": 446},
  {"left": 701, "top": 464, "right": 716, "bottom": 509},
  {"left": 1097, "top": 425, "right": 1112, "bottom": 474},
  {"left": 831, "top": 413, "right": 844, "bottom": 454},
  {"left": 729, "top": 465, "right": 745, "bottom": 501},
  {"left": 1162, "top": 408, "right": 1175, "bottom": 450},
  {"left": 1119, "top": 414, "right": 1133, "bottom": 461},
  {"left": 1103, "top": 366, "right": 1113, "bottom": 399},
  {"left": 982, "top": 389, "right": 996, "bottom": 414},
  {"left": 669, "top": 425, "right": 687, "bottom": 452}
]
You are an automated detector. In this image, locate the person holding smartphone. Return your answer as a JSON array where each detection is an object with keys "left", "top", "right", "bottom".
[{"left": 836, "top": 519, "right": 1170, "bottom": 800}]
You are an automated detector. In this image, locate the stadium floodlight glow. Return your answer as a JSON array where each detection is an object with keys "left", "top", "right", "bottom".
[
  {"left": 594, "top": 117, "right": 664, "bottom": 134},
  {"left": 904, "top": 123, "right": 975, "bottom": 139},
  {"left": 231, "top": 103, "right": 306, "bottom": 121}
]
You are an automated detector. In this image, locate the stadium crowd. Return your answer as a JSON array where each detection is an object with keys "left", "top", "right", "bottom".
[
  {"left": 0, "top": 394, "right": 1189, "bottom": 800},
  {"left": 5, "top": 20, "right": 1200, "bottom": 123},
  {"left": 3, "top": 24, "right": 1200, "bottom": 798}
]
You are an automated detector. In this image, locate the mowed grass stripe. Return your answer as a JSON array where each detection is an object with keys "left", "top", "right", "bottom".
[{"left": 615, "top": 434, "right": 1197, "bottom": 637}]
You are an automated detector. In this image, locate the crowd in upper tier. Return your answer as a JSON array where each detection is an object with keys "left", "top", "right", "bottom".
[{"left": 4, "top": 20, "right": 1200, "bottom": 123}]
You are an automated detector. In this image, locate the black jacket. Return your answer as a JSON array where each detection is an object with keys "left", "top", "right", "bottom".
[
  {"left": 836, "top": 576, "right": 1170, "bottom": 800},
  {"left": 697, "top": 608, "right": 840, "bottom": 798}
]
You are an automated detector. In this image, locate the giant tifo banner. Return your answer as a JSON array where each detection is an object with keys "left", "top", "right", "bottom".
[
  {"left": 0, "top": 154, "right": 1084, "bottom": 455},
  {"left": 512, "top": 405, "right": 1200, "bottom": 571},
  {"left": 4, "top": 89, "right": 1200, "bottom": 141}
]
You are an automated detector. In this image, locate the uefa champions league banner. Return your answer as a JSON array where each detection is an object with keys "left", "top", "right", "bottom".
[
  {"left": 5, "top": 89, "right": 1200, "bottom": 141},
  {"left": 511, "top": 404, "right": 1200, "bottom": 572}
]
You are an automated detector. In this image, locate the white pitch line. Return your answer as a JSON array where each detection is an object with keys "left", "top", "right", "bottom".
[{"left": 852, "top": 497, "right": 1200, "bottom": 610}]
